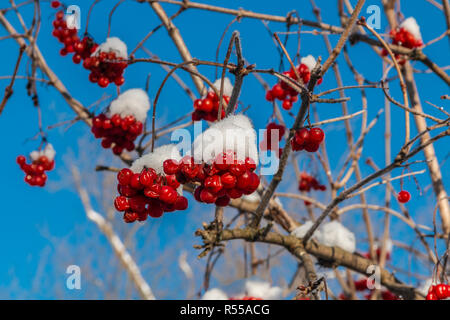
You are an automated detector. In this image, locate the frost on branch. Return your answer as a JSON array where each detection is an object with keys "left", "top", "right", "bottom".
[
  {"left": 192, "top": 114, "right": 258, "bottom": 164},
  {"left": 108, "top": 88, "right": 151, "bottom": 123},
  {"left": 131, "top": 144, "right": 182, "bottom": 176},
  {"left": 291, "top": 220, "right": 356, "bottom": 253},
  {"left": 93, "top": 37, "right": 128, "bottom": 59},
  {"left": 400, "top": 17, "right": 422, "bottom": 42}
]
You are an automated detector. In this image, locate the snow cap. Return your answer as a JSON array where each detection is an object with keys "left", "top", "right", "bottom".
[
  {"left": 209, "top": 78, "right": 234, "bottom": 97},
  {"left": 300, "top": 55, "right": 317, "bottom": 72},
  {"left": 245, "top": 280, "right": 282, "bottom": 300},
  {"left": 316, "top": 221, "right": 356, "bottom": 253},
  {"left": 30, "top": 143, "right": 56, "bottom": 161},
  {"left": 202, "top": 288, "right": 228, "bottom": 300},
  {"left": 400, "top": 17, "right": 422, "bottom": 41},
  {"left": 130, "top": 144, "right": 182, "bottom": 175},
  {"left": 291, "top": 220, "right": 322, "bottom": 240},
  {"left": 93, "top": 37, "right": 128, "bottom": 59},
  {"left": 192, "top": 114, "right": 258, "bottom": 164},
  {"left": 108, "top": 88, "right": 150, "bottom": 123}
]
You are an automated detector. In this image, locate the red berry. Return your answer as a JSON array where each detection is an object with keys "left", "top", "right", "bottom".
[
  {"left": 309, "top": 127, "right": 325, "bottom": 144},
  {"left": 304, "top": 141, "right": 320, "bottom": 153},
  {"left": 159, "top": 186, "right": 178, "bottom": 204},
  {"left": 244, "top": 157, "right": 256, "bottom": 172},
  {"left": 72, "top": 54, "right": 82, "bottom": 64},
  {"left": 98, "top": 77, "right": 110, "bottom": 88},
  {"left": 220, "top": 172, "right": 237, "bottom": 189},
  {"left": 204, "top": 175, "right": 223, "bottom": 194},
  {"left": 227, "top": 188, "right": 243, "bottom": 199},
  {"left": 272, "top": 84, "right": 285, "bottom": 99},
  {"left": 200, "top": 188, "right": 217, "bottom": 204},
  {"left": 265, "top": 90, "right": 275, "bottom": 102},
  {"left": 201, "top": 98, "right": 214, "bottom": 112},
  {"left": 295, "top": 128, "right": 310, "bottom": 146},
  {"left": 16, "top": 155, "right": 26, "bottom": 165},
  {"left": 166, "top": 174, "right": 180, "bottom": 189},
  {"left": 114, "top": 196, "right": 130, "bottom": 212},
  {"left": 163, "top": 159, "right": 180, "bottom": 175},
  {"left": 123, "top": 211, "right": 138, "bottom": 223},
  {"left": 229, "top": 160, "right": 246, "bottom": 177},
  {"left": 139, "top": 169, "right": 156, "bottom": 187},
  {"left": 282, "top": 100, "right": 292, "bottom": 110},
  {"left": 397, "top": 190, "right": 411, "bottom": 203},
  {"left": 434, "top": 284, "right": 449, "bottom": 300},
  {"left": 130, "top": 173, "right": 143, "bottom": 189},
  {"left": 174, "top": 196, "right": 188, "bottom": 210},
  {"left": 215, "top": 195, "right": 231, "bottom": 207},
  {"left": 117, "top": 168, "right": 133, "bottom": 186},
  {"left": 51, "top": 1, "right": 61, "bottom": 8},
  {"left": 426, "top": 292, "right": 438, "bottom": 300},
  {"left": 148, "top": 201, "right": 164, "bottom": 218},
  {"left": 236, "top": 171, "right": 251, "bottom": 189},
  {"left": 144, "top": 184, "right": 161, "bottom": 199}
]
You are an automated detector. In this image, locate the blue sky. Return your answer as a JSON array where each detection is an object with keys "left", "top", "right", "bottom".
[{"left": 0, "top": 0, "right": 448, "bottom": 299}]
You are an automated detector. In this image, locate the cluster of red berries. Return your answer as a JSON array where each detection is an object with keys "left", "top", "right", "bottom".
[
  {"left": 265, "top": 64, "right": 322, "bottom": 110},
  {"left": 260, "top": 122, "right": 286, "bottom": 158},
  {"left": 83, "top": 51, "right": 127, "bottom": 88},
  {"left": 381, "top": 28, "right": 423, "bottom": 64},
  {"left": 114, "top": 167, "right": 188, "bottom": 223},
  {"left": 51, "top": 2, "right": 127, "bottom": 88},
  {"left": 298, "top": 172, "right": 326, "bottom": 206},
  {"left": 192, "top": 91, "right": 230, "bottom": 122},
  {"left": 91, "top": 113, "right": 143, "bottom": 155},
  {"left": 426, "top": 284, "right": 450, "bottom": 300},
  {"left": 163, "top": 151, "right": 260, "bottom": 207},
  {"left": 291, "top": 127, "right": 325, "bottom": 153},
  {"left": 397, "top": 190, "right": 411, "bottom": 203},
  {"left": 16, "top": 155, "right": 54, "bottom": 187}
]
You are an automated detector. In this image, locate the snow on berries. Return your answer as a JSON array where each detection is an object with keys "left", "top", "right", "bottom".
[
  {"left": 397, "top": 190, "right": 411, "bottom": 203},
  {"left": 265, "top": 55, "right": 322, "bottom": 110},
  {"left": 114, "top": 144, "right": 188, "bottom": 223},
  {"left": 91, "top": 89, "right": 150, "bottom": 155},
  {"left": 16, "top": 144, "right": 56, "bottom": 187},
  {"left": 164, "top": 114, "right": 259, "bottom": 206},
  {"left": 259, "top": 122, "right": 285, "bottom": 158},
  {"left": 202, "top": 279, "right": 281, "bottom": 300},
  {"left": 426, "top": 284, "right": 450, "bottom": 300},
  {"left": 298, "top": 172, "right": 326, "bottom": 206},
  {"left": 192, "top": 78, "right": 233, "bottom": 122},
  {"left": 291, "top": 127, "right": 325, "bottom": 153},
  {"left": 382, "top": 17, "right": 423, "bottom": 63},
  {"left": 84, "top": 37, "right": 128, "bottom": 87}
]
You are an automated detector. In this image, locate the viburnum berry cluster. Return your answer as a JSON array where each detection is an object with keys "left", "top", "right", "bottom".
[
  {"left": 16, "top": 144, "right": 56, "bottom": 187},
  {"left": 382, "top": 17, "right": 423, "bottom": 64},
  {"left": 265, "top": 55, "right": 322, "bottom": 110},
  {"left": 426, "top": 283, "right": 450, "bottom": 300},
  {"left": 192, "top": 78, "right": 233, "bottom": 122},
  {"left": 291, "top": 127, "right": 325, "bottom": 153},
  {"left": 91, "top": 89, "right": 150, "bottom": 155},
  {"left": 397, "top": 190, "right": 411, "bottom": 203},
  {"left": 259, "top": 122, "right": 286, "bottom": 158},
  {"left": 51, "top": 3, "right": 127, "bottom": 88},
  {"left": 298, "top": 172, "right": 326, "bottom": 206},
  {"left": 83, "top": 37, "right": 128, "bottom": 88},
  {"left": 114, "top": 145, "right": 188, "bottom": 223},
  {"left": 164, "top": 151, "right": 259, "bottom": 207}
]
